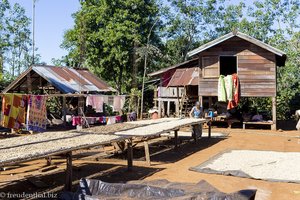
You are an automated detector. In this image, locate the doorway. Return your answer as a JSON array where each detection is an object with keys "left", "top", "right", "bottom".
[{"left": 219, "top": 56, "right": 237, "bottom": 76}]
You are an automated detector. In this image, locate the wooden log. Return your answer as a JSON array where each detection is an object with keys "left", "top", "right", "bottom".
[
  {"left": 144, "top": 141, "right": 151, "bottom": 166},
  {"left": 127, "top": 140, "right": 133, "bottom": 171},
  {"left": 64, "top": 151, "right": 72, "bottom": 191}
]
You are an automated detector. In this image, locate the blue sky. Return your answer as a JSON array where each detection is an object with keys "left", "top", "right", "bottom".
[
  {"left": 9, "top": 0, "right": 245, "bottom": 65},
  {"left": 9, "top": 0, "right": 81, "bottom": 65}
]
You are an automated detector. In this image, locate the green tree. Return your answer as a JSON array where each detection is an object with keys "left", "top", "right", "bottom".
[
  {"left": 0, "top": 0, "right": 10, "bottom": 78},
  {"left": 62, "top": 0, "right": 160, "bottom": 93},
  {"left": 6, "top": 3, "right": 33, "bottom": 76}
]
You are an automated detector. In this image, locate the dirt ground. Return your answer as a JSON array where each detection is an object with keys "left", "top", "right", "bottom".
[{"left": 0, "top": 127, "right": 300, "bottom": 199}]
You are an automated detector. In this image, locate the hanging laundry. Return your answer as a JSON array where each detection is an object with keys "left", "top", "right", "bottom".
[
  {"left": 72, "top": 116, "right": 82, "bottom": 126},
  {"left": 224, "top": 75, "right": 233, "bottom": 101},
  {"left": 1, "top": 94, "right": 27, "bottom": 129},
  {"left": 218, "top": 75, "right": 227, "bottom": 102},
  {"left": 107, "top": 116, "right": 116, "bottom": 125},
  {"left": 227, "top": 74, "right": 240, "bottom": 110},
  {"left": 27, "top": 95, "right": 48, "bottom": 132},
  {"left": 103, "top": 96, "right": 109, "bottom": 104},
  {"left": 113, "top": 96, "right": 125, "bottom": 112},
  {"left": 86, "top": 95, "right": 104, "bottom": 113},
  {"left": 115, "top": 115, "right": 122, "bottom": 122},
  {"left": 120, "top": 96, "right": 125, "bottom": 110}
]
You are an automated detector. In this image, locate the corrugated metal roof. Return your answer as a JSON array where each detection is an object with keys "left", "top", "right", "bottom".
[
  {"left": 2, "top": 65, "right": 116, "bottom": 94},
  {"left": 148, "top": 58, "right": 198, "bottom": 77},
  {"left": 167, "top": 67, "right": 199, "bottom": 87},
  {"left": 187, "top": 31, "right": 286, "bottom": 58}
]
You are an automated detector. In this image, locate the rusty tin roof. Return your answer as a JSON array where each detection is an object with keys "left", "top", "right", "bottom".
[
  {"left": 2, "top": 65, "right": 116, "bottom": 94},
  {"left": 167, "top": 67, "right": 199, "bottom": 87}
]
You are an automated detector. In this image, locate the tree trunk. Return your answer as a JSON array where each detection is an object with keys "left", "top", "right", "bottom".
[
  {"left": 131, "top": 41, "right": 138, "bottom": 88},
  {"left": 0, "top": 53, "right": 3, "bottom": 79}
]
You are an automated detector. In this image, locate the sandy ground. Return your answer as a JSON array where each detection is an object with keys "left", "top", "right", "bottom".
[{"left": 0, "top": 127, "right": 300, "bottom": 199}]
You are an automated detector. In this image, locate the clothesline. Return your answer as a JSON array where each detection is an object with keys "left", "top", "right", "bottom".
[{"left": 0, "top": 93, "right": 128, "bottom": 97}]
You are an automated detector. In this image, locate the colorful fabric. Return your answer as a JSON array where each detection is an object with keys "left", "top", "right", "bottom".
[
  {"left": 107, "top": 116, "right": 116, "bottom": 125},
  {"left": 72, "top": 116, "right": 82, "bottom": 126},
  {"left": 86, "top": 95, "right": 104, "bottom": 113},
  {"left": 1, "top": 94, "right": 27, "bottom": 129},
  {"left": 227, "top": 74, "right": 240, "bottom": 110},
  {"left": 26, "top": 95, "right": 47, "bottom": 132},
  {"left": 115, "top": 115, "right": 121, "bottom": 122},
  {"left": 224, "top": 75, "right": 233, "bottom": 101},
  {"left": 218, "top": 75, "right": 226, "bottom": 102}
]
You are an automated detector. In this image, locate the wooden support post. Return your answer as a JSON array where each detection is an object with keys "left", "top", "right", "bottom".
[
  {"left": 208, "top": 121, "right": 211, "bottom": 138},
  {"left": 127, "top": 140, "right": 133, "bottom": 171},
  {"left": 176, "top": 87, "right": 180, "bottom": 117},
  {"left": 144, "top": 141, "right": 151, "bottom": 166},
  {"left": 162, "top": 101, "right": 165, "bottom": 117},
  {"left": 271, "top": 97, "right": 277, "bottom": 130},
  {"left": 46, "top": 156, "right": 52, "bottom": 166},
  {"left": 154, "top": 87, "right": 157, "bottom": 107},
  {"left": 174, "top": 129, "right": 178, "bottom": 149},
  {"left": 158, "top": 100, "right": 161, "bottom": 118},
  {"left": 64, "top": 151, "right": 72, "bottom": 191},
  {"left": 167, "top": 101, "right": 170, "bottom": 117},
  {"left": 192, "top": 125, "right": 198, "bottom": 142},
  {"left": 175, "top": 100, "right": 179, "bottom": 117},
  {"left": 199, "top": 96, "right": 203, "bottom": 107},
  {"left": 62, "top": 96, "right": 67, "bottom": 127}
]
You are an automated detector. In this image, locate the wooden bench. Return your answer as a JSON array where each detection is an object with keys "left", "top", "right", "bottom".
[{"left": 243, "top": 121, "right": 274, "bottom": 130}]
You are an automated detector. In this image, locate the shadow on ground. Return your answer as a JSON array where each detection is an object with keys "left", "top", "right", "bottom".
[
  {"left": 0, "top": 163, "right": 164, "bottom": 194},
  {"left": 111, "top": 136, "right": 226, "bottom": 164}
]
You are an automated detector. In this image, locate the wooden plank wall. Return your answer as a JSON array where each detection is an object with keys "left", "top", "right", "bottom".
[{"left": 198, "top": 36, "right": 276, "bottom": 97}]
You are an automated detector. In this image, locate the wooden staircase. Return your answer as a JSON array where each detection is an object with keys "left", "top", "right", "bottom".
[{"left": 179, "top": 95, "right": 198, "bottom": 117}]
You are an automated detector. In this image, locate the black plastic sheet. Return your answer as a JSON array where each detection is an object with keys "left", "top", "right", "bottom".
[{"left": 61, "top": 179, "right": 256, "bottom": 200}]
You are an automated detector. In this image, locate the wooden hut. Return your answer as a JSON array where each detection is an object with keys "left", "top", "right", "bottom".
[
  {"left": 149, "top": 31, "right": 286, "bottom": 130},
  {"left": 2, "top": 65, "right": 116, "bottom": 126}
]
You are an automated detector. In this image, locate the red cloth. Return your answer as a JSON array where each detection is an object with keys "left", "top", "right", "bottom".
[
  {"left": 72, "top": 116, "right": 82, "bottom": 126},
  {"left": 115, "top": 115, "right": 121, "bottom": 122},
  {"left": 227, "top": 74, "right": 240, "bottom": 110}
]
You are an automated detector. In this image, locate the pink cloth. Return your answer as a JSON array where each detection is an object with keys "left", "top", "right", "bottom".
[
  {"left": 72, "top": 116, "right": 82, "bottom": 126},
  {"left": 116, "top": 115, "right": 121, "bottom": 122},
  {"left": 113, "top": 96, "right": 125, "bottom": 112},
  {"left": 86, "top": 95, "right": 104, "bottom": 113}
]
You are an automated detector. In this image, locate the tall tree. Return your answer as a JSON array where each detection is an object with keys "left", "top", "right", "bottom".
[
  {"left": 62, "top": 0, "right": 160, "bottom": 93},
  {"left": 6, "top": 3, "right": 33, "bottom": 76},
  {"left": 0, "top": 0, "right": 10, "bottom": 78}
]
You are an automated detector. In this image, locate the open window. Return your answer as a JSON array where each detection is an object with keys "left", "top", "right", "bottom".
[{"left": 219, "top": 56, "right": 237, "bottom": 76}]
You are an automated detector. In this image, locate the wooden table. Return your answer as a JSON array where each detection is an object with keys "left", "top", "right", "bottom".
[
  {"left": 115, "top": 118, "right": 211, "bottom": 167},
  {"left": 243, "top": 121, "right": 274, "bottom": 129},
  {"left": 0, "top": 131, "right": 125, "bottom": 191}
]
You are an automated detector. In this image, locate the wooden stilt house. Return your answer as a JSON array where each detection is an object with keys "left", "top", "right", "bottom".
[{"left": 148, "top": 31, "right": 286, "bottom": 130}]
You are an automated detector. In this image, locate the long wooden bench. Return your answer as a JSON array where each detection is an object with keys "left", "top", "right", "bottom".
[{"left": 243, "top": 121, "right": 274, "bottom": 129}]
